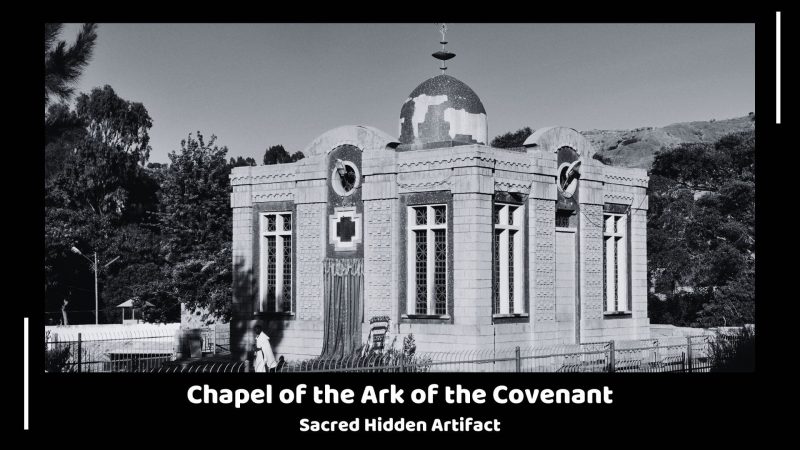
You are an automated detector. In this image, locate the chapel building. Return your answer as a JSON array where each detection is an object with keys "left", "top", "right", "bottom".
[{"left": 229, "top": 40, "right": 650, "bottom": 360}]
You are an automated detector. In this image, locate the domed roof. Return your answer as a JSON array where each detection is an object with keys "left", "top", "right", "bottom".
[{"left": 399, "top": 74, "right": 488, "bottom": 147}]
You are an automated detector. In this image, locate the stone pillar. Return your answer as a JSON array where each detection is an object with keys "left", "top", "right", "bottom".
[
  {"left": 230, "top": 183, "right": 254, "bottom": 359},
  {"left": 527, "top": 169, "right": 559, "bottom": 345},
  {"left": 451, "top": 191, "right": 493, "bottom": 329},
  {"left": 295, "top": 202, "right": 326, "bottom": 322},
  {"left": 529, "top": 198, "right": 556, "bottom": 324},
  {"left": 578, "top": 178, "right": 605, "bottom": 343},
  {"left": 362, "top": 159, "right": 399, "bottom": 341},
  {"left": 630, "top": 202, "right": 649, "bottom": 321},
  {"left": 364, "top": 199, "right": 396, "bottom": 319}
]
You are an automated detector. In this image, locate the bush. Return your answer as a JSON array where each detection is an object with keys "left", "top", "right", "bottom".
[
  {"left": 45, "top": 331, "right": 73, "bottom": 373},
  {"left": 291, "top": 334, "right": 433, "bottom": 372},
  {"left": 708, "top": 326, "right": 755, "bottom": 372},
  {"left": 648, "top": 291, "right": 709, "bottom": 326},
  {"left": 620, "top": 137, "right": 640, "bottom": 146}
]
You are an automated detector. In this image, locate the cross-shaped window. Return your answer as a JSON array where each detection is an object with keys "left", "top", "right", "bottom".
[{"left": 336, "top": 216, "right": 356, "bottom": 242}]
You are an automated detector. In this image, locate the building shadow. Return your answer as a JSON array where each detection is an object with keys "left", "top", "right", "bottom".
[{"left": 230, "top": 257, "right": 286, "bottom": 362}]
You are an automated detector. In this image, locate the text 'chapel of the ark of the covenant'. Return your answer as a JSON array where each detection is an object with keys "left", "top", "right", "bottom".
[{"left": 228, "top": 32, "right": 650, "bottom": 360}]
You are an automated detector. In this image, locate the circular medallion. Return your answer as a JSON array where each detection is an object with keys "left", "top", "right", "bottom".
[
  {"left": 557, "top": 160, "right": 582, "bottom": 198},
  {"left": 331, "top": 160, "right": 361, "bottom": 197}
]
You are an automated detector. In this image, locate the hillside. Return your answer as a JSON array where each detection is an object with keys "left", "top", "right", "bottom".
[{"left": 583, "top": 115, "right": 755, "bottom": 169}]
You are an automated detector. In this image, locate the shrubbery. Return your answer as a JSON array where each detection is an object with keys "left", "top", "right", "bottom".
[
  {"left": 708, "top": 326, "right": 755, "bottom": 372},
  {"left": 290, "top": 333, "right": 433, "bottom": 372},
  {"left": 648, "top": 131, "right": 755, "bottom": 327},
  {"left": 45, "top": 331, "right": 73, "bottom": 373}
]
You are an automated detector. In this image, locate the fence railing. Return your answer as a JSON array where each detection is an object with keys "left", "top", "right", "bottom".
[
  {"left": 45, "top": 330, "right": 747, "bottom": 373},
  {"left": 45, "top": 326, "right": 229, "bottom": 373},
  {"left": 145, "top": 333, "right": 746, "bottom": 373}
]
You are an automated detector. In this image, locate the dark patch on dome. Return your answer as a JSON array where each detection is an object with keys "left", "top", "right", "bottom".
[{"left": 399, "top": 100, "right": 416, "bottom": 144}]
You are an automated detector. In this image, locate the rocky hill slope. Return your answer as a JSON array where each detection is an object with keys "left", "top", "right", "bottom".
[{"left": 583, "top": 114, "right": 755, "bottom": 169}]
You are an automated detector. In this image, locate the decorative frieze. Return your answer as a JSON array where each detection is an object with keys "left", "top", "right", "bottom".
[
  {"left": 253, "top": 191, "right": 295, "bottom": 202},
  {"left": 397, "top": 170, "right": 453, "bottom": 191},
  {"left": 603, "top": 192, "right": 634, "bottom": 205},
  {"left": 603, "top": 167, "right": 649, "bottom": 187}
]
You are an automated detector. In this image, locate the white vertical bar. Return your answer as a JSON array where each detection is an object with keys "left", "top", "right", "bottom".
[
  {"left": 514, "top": 227, "right": 524, "bottom": 314},
  {"left": 24, "top": 317, "right": 28, "bottom": 430},
  {"left": 499, "top": 229, "right": 510, "bottom": 314},
  {"left": 437, "top": 205, "right": 448, "bottom": 316},
  {"left": 407, "top": 208, "right": 415, "bottom": 314},
  {"left": 777, "top": 11, "right": 781, "bottom": 124},
  {"left": 605, "top": 236, "right": 615, "bottom": 312},
  {"left": 427, "top": 211, "right": 434, "bottom": 315},
  {"left": 275, "top": 233, "right": 284, "bottom": 313},
  {"left": 617, "top": 216, "right": 628, "bottom": 312},
  {"left": 258, "top": 215, "right": 265, "bottom": 313}
]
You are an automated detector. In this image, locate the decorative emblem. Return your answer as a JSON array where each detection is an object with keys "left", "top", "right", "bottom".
[
  {"left": 557, "top": 159, "right": 582, "bottom": 198},
  {"left": 329, "top": 207, "right": 362, "bottom": 251},
  {"left": 331, "top": 159, "right": 360, "bottom": 197}
]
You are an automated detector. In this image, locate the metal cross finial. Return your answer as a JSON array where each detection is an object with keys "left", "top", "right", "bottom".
[{"left": 432, "top": 23, "right": 456, "bottom": 74}]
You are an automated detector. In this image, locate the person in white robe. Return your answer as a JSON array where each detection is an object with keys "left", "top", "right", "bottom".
[{"left": 253, "top": 325, "right": 277, "bottom": 372}]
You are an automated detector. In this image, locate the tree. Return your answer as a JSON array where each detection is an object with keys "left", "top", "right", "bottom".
[
  {"left": 490, "top": 127, "right": 533, "bottom": 148},
  {"left": 45, "top": 23, "right": 98, "bottom": 106},
  {"left": 263, "top": 144, "right": 304, "bottom": 165},
  {"left": 100, "top": 223, "right": 173, "bottom": 323},
  {"left": 75, "top": 85, "right": 153, "bottom": 165},
  {"left": 45, "top": 102, "right": 87, "bottom": 181},
  {"left": 230, "top": 156, "right": 257, "bottom": 167},
  {"left": 44, "top": 85, "right": 157, "bottom": 323},
  {"left": 647, "top": 131, "right": 755, "bottom": 327},
  {"left": 47, "top": 86, "right": 155, "bottom": 221},
  {"left": 156, "top": 132, "right": 233, "bottom": 322}
]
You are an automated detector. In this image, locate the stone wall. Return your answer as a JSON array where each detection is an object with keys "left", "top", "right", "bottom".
[
  {"left": 230, "top": 126, "right": 651, "bottom": 361},
  {"left": 364, "top": 199, "right": 395, "bottom": 319}
]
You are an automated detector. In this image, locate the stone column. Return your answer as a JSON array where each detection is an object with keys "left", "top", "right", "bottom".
[
  {"left": 362, "top": 172, "right": 398, "bottom": 322},
  {"left": 528, "top": 165, "right": 559, "bottom": 345},
  {"left": 578, "top": 178, "right": 605, "bottom": 343},
  {"left": 630, "top": 195, "right": 649, "bottom": 321},
  {"left": 451, "top": 164, "right": 494, "bottom": 346},
  {"left": 230, "top": 182, "right": 254, "bottom": 359}
]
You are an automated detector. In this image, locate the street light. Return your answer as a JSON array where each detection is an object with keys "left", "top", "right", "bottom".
[{"left": 70, "top": 246, "right": 120, "bottom": 325}]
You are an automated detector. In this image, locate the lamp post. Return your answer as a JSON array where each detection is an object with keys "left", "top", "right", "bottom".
[{"left": 70, "top": 246, "right": 119, "bottom": 325}]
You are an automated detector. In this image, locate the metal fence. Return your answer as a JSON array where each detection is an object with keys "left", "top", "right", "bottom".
[
  {"left": 146, "top": 333, "right": 745, "bottom": 373},
  {"left": 46, "top": 330, "right": 747, "bottom": 373},
  {"left": 45, "top": 327, "right": 227, "bottom": 373}
]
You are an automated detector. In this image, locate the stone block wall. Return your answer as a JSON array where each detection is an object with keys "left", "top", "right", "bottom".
[
  {"left": 230, "top": 127, "right": 651, "bottom": 361},
  {"left": 364, "top": 199, "right": 395, "bottom": 320}
]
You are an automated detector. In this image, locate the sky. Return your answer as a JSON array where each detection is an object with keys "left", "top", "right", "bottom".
[{"left": 61, "top": 23, "right": 755, "bottom": 164}]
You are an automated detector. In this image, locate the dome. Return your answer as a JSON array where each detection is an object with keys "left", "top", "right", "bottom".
[{"left": 399, "top": 74, "right": 488, "bottom": 147}]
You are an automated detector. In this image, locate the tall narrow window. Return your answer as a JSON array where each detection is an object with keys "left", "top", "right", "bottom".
[
  {"left": 603, "top": 213, "right": 629, "bottom": 313},
  {"left": 407, "top": 204, "right": 448, "bottom": 316},
  {"left": 493, "top": 203, "right": 524, "bottom": 315},
  {"left": 260, "top": 212, "right": 293, "bottom": 313}
]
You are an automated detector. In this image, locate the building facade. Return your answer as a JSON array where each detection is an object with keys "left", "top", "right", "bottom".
[{"left": 229, "top": 73, "right": 650, "bottom": 360}]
